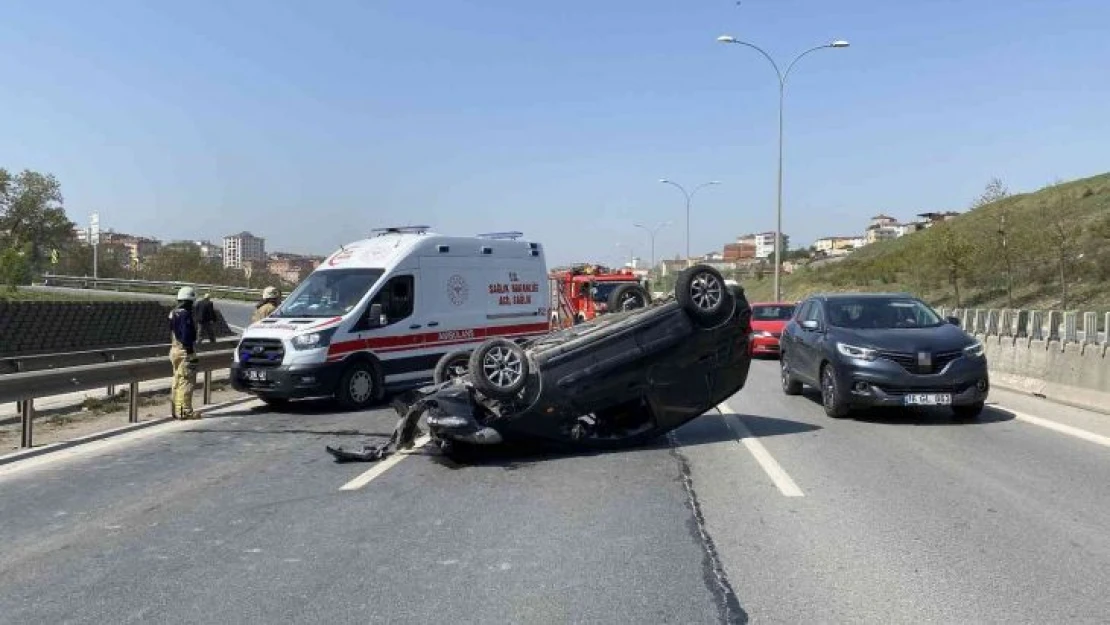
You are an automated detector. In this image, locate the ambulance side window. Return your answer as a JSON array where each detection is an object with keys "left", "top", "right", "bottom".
[{"left": 361, "top": 274, "right": 415, "bottom": 328}]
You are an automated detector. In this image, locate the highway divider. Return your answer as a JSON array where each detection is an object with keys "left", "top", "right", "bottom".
[
  {"left": 941, "top": 307, "right": 1110, "bottom": 414},
  {"left": 0, "top": 338, "right": 239, "bottom": 448}
]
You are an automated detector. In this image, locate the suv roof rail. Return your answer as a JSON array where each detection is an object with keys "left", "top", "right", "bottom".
[
  {"left": 371, "top": 225, "right": 432, "bottom": 236},
  {"left": 476, "top": 231, "right": 524, "bottom": 240}
]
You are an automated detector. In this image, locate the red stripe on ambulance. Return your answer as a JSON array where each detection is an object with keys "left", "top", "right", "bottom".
[{"left": 324, "top": 321, "right": 550, "bottom": 361}]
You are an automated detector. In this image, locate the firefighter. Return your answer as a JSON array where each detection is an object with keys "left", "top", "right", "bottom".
[
  {"left": 251, "top": 286, "right": 281, "bottom": 323},
  {"left": 194, "top": 293, "right": 218, "bottom": 343},
  {"left": 169, "top": 286, "right": 200, "bottom": 420}
]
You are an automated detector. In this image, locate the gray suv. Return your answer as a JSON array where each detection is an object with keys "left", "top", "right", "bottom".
[{"left": 779, "top": 293, "right": 989, "bottom": 419}]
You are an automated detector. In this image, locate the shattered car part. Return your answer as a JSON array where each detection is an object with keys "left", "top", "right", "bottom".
[{"left": 326, "top": 264, "right": 753, "bottom": 462}]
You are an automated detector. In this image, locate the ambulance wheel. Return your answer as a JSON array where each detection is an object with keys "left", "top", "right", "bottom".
[
  {"left": 433, "top": 350, "right": 471, "bottom": 384},
  {"left": 469, "top": 338, "right": 529, "bottom": 400},
  {"left": 336, "top": 361, "right": 384, "bottom": 410}
]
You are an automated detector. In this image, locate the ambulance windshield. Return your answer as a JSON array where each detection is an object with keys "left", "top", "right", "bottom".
[{"left": 273, "top": 268, "right": 384, "bottom": 318}]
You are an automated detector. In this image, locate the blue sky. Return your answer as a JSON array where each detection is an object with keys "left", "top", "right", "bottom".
[{"left": 1, "top": 0, "right": 1107, "bottom": 266}]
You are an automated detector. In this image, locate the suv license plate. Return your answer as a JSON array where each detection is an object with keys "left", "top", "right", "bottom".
[
  {"left": 245, "top": 369, "right": 268, "bottom": 382},
  {"left": 904, "top": 393, "right": 952, "bottom": 406}
]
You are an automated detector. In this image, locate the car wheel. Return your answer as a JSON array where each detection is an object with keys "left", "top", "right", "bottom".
[
  {"left": 336, "top": 361, "right": 384, "bottom": 410},
  {"left": 676, "top": 264, "right": 733, "bottom": 327},
  {"left": 468, "top": 338, "right": 530, "bottom": 399},
  {"left": 607, "top": 284, "right": 650, "bottom": 313},
  {"left": 258, "top": 395, "right": 290, "bottom": 409},
  {"left": 433, "top": 350, "right": 471, "bottom": 384},
  {"left": 820, "top": 363, "right": 851, "bottom": 418},
  {"left": 951, "top": 401, "right": 985, "bottom": 421},
  {"left": 781, "top": 356, "right": 803, "bottom": 396}
]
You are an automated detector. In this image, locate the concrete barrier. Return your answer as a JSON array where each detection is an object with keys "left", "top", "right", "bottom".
[{"left": 940, "top": 306, "right": 1109, "bottom": 414}]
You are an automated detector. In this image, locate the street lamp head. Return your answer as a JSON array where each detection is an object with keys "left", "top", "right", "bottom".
[
  {"left": 708, "top": 180, "right": 722, "bottom": 185},
  {"left": 717, "top": 35, "right": 738, "bottom": 44},
  {"left": 830, "top": 40, "right": 850, "bottom": 48},
  {"left": 658, "top": 178, "right": 671, "bottom": 184}
]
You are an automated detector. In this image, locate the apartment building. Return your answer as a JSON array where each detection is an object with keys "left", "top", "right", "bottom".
[{"left": 223, "top": 231, "right": 266, "bottom": 269}]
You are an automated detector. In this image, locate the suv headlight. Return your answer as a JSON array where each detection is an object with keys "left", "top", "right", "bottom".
[
  {"left": 836, "top": 342, "right": 878, "bottom": 361},
  {"left": 754, "top": 330, "right": 773, "bottom": 338},
  {"left": 964, "top": 340, "right": 985, "bottom": 358},
  {"left": 291, "top": 327, "right": 338, "bottom": 350}
]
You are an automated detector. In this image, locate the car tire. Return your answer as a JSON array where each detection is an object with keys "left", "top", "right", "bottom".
[
  {"left": 676, "top": 264, "right": 733, "bottom": 327},
  {"left": 820, "top": 363, "right": 851, "bottom": 418},
  {"left": 468, "top": 338, "right": 530, "bottom": 400},
  {"left": 951, "top": 401, "right": 985, "bottom": 421},
  {"left": 607, "top": 284, "right": 650, "bottom": 313},
  {"left": 258, "top": 395, "right": 290, "bottom": 409},
  {"left": 433, "top": 350, "right": 471, "bottom": 384},
  {"left": 781, "top": 356, "right": 803, "bottom": 396},
  {"left": 336, "top": 360, "right": 384, "bottom": 410}
]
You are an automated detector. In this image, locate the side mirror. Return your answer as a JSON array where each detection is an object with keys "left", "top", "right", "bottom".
[
  {"left": 800, "top": 319, "right": 820, "bottom": 331},
  {"left": 369, "top": 303, "right": 386, "bottom": 327},
  {"left": 946, "top": 316, "right": 961, "bottom": 327}
]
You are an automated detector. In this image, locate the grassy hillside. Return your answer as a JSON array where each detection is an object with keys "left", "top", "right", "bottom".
[{"left": 742, "top": 172, "right": 1110, "bottom": 313}]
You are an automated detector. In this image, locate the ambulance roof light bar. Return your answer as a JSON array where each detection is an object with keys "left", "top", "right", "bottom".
[
  {"left": 371, "top": 225, "right": 432, "bottom": 236},
  {"left": 476, "top": 231, "right": 524, "bottom": 240}
]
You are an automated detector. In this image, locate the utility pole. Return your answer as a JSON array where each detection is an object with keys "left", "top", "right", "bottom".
[{"left": 90, "top": 212, "right": 101, "bottom": 280}]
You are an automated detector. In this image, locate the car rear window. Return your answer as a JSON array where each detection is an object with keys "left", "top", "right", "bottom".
[{"left": 752, "top": 305, "right": 795, "bottom": 321}]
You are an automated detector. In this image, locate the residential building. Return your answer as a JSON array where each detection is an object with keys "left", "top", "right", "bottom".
[
  {"left": 865, "top": 224, "right": 901, "bottom": 244},
  {"left": 723, "top": 241, "right": 757, "bottom": 261},
  {"left": 869, "top": 214, "right": 899, "bottom": 229},
  {"left": 223, "top": 231, "right": 266, "bottom": 269},
  {"left": 917, "top": 211, "right": 961, "bottom": 226},
  {"left": 267, "top": 252, "right": 323, "bottom": 284},
  {"left": 752, "top": 232, "right": 789, "bottom": 260},
  {"left": 813, "top": 236, "right": 863, "bottom": 254}
]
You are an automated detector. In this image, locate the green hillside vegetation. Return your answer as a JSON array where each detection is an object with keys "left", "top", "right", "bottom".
[{"left": 742, "top": 172, "right": 1110, "bottom": 313}]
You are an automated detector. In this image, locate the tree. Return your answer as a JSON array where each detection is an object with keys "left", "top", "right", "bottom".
[
  {"left": 0, "top": 243, "right": 31, "bottom": 291},
  {"left": 995, "top": 212, "right": 1015, "bottom": 309},
  {"left": 936, "top": 222, "right": 974, "bottom": 307},
  {"left": 1041, "top": 192, "right": 1078, "bottom": 309},
  {"left": 971, "top": 177, "right": 1009, "bottom": 209},
  {"left": 0, "top": 169, "right": 75, "bottom": 275}
]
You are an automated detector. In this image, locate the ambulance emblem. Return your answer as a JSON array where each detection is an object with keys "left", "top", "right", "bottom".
[{"left": 446, "top": 274, "right": 468, "bottom": 306}]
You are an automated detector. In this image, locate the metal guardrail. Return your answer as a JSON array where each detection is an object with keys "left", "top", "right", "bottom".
[
  {"left": 0, "top": 339, "right": 239, "bottom": 375},
  {"left": 2, "top": 345, "right": 238, "bottom": 449},
  {"left": 40, "top": 274, "right": 264, "bottom": 298}
]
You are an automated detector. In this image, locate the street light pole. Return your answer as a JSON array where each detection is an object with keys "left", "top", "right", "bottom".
[
  {"left": 658, "top": 179, "right": 720, "bottom": 264},
  {"left": 634, "top": 221, "right": 670, "bottom": 272},
  {"left": 717, "top": 36, "right": 849, "bottom": 301}
]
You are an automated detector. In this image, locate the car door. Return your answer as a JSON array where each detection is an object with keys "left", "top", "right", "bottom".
[
  {"left": 783, "top": 299, "right": 812, "bottom": 377},
  {"left": 353, "top": 272, "right": 423, "bottom": 381},
  {"left": 796, "top": 300, "right": 827, "bottom": 383}
]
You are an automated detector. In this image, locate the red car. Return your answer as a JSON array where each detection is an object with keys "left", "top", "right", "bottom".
[{"left": 748, "top": 302, "right": 797, "bottom": 357}]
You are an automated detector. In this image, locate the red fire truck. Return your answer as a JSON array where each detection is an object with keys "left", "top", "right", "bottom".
[{"left": 549, "top": 264, "right": 652, "bottom": 328}]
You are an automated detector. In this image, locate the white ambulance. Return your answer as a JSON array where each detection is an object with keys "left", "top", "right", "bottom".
[{"left": 231, "top": 227, "right": 552, "bottom": 408}]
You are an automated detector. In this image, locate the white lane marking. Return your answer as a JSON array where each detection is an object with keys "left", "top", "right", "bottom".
[
  {"left": 228, "top": 324, "right": 245, "bottom": 333},
  {"left": 997, "top": 405, "right": 1110, "bottom": 449},
  {"left": 718, "top": 402, "right": 805, "bottom": 497},
  {"left": 338, "top": 434, "right": 432, "bottom": 491}
]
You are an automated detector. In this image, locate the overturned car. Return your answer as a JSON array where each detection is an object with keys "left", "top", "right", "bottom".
[{"left": 326, "top": 264, "right": 753, "bottom": 462}]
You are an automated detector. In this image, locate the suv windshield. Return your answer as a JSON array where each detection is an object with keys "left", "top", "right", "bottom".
[
  {"left": 752, "top": 304, "right": 795, "bottom": 321},
  {"left": 273, "top": 268, "right": 384, "bottom": 318},
  {"left": 825, "top": 297, "right": 943, "bottom": 329}
]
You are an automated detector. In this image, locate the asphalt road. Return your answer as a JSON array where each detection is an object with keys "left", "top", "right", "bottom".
[
  {"left": 25, "top": 286, "right": 257, "bottom": 331},
  {"left": 0, "top": 361, "right": 1108, "bottom": 624}
]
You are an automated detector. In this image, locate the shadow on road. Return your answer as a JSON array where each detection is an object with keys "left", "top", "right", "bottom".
[
  {"left": 800, "top": 391, "right": 1016, "bottom": 426},
  {"left": 180, "top": 428, "right": 394, "bottom": 438},
  {"left": 426, "top": 412, "right": 821, "bottom": 470}
]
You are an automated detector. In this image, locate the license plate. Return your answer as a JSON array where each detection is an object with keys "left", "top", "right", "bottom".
[
  {"left": 245, "top": 369, "right": 268, "bottom": 382},
  {"left": 903, "top": 393, "right": 952, "bottom": 406}
]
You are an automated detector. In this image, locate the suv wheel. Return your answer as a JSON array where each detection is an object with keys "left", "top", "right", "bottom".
[
  {"left": 433, "top": 350, "right": 471, "bottom": 384},
  {"left": 337, "top": 361, "right": 384, "bottom": 410},
  {"left": 607, "top": 284, "right": 650, "bottom": 313},
  {"left": 469, "top": 338, "right": 530, "bottom": 399},
  {"left": 676, "top": 264, "right": 733, "bottom": 327},
  {"left": 820, "top": 363, "right": 851, "bottom": 418},
  {"left": 781, "top": 356, "right": 802, "bottom": 396}
]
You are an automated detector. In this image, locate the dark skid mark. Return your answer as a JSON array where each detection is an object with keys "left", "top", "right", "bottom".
[{"left": 668, "top": 433, "right": 748, "bottom": 625}]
